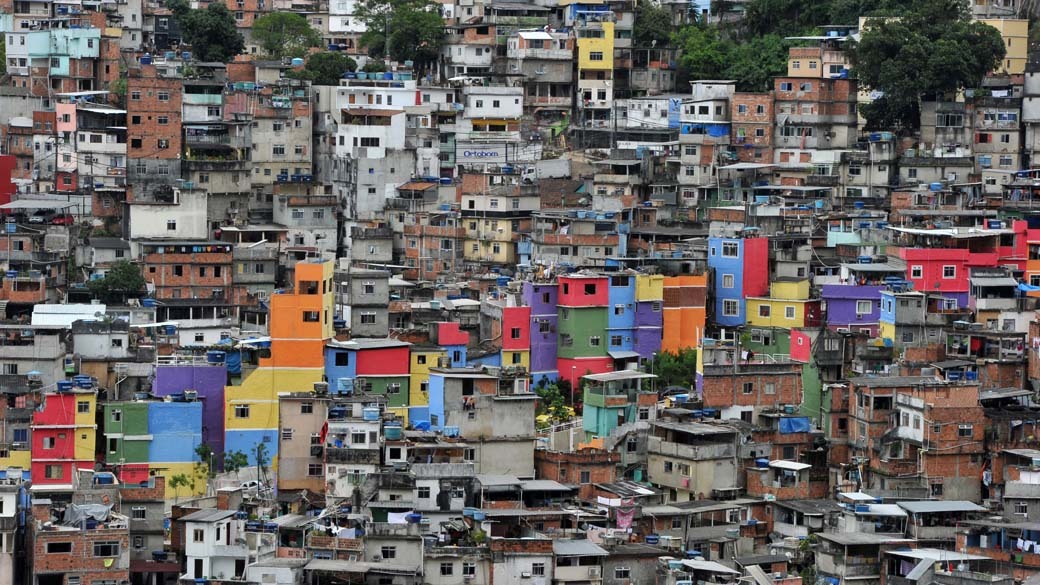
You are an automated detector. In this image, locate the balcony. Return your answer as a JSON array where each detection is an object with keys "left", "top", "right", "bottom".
[
  {"left": 806, "top": 174, "right": 840, "bottom": 187},
  {"left": 509, "top": 47, "right": 573, "bottom": 60},
  {"left": 525, "top": 95, "right": 572, "bottom": 107},
  {"left": 466, "top": 130, "right": 521, "bottom": 142},
  {"left": 647, "top": 436, "right": 735, "bottom": 460},
  {"left": 325, "top": 447, "right": 381, "bottom": 464},
  {"left": 182, "top": 157, "right": 248, "bottom": 172}
]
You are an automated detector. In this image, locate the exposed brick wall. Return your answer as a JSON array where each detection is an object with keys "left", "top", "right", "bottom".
[
  {"left": 702, "top": 368, "right": 802, "bottom": 409},
  {"left": 534, "top": 449, "right": 619, "bottom": 500}
]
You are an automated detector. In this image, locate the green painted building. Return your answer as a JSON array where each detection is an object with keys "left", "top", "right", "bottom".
[{"left": 557, "top": 306, "right": 609, "bottom": 359}]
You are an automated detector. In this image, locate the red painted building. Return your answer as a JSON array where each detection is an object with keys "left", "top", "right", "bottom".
[
  {"left": 31, "top": 388, "right": 97, "bottom": 490},
  {"left": 501, "top": 307, "right": 531, "bottom": 351}
]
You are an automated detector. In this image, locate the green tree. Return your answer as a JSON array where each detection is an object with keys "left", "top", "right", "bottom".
[
  {"left": 87, "top": 259, "right": 145, "bottom": 303},
  {"left": 356, "top": 0, "right": 444, "bottom": 74},
  {"left": 194, "top": 443, "right": 214, "bottom": 477},
  {"left": 292, "top": 52, "right": 358, "bottom": 85},
  {"left": 850, "top": 0, "right": 1005, "bottom": 130},
  {"left": 251, "top": 12, "right": 321, "bottom": 59},
  {"left": 633, "top": 1, "right": 673, "bottom": 47},
  {"left": 168, "top": 473, "right": 190, "bottom": 503},
  {"left": 224, "top": 450, "right": 249, "bottom": 474},
  {"left": 672, "top": 24, "right": 728, "bottom": 81},
  {"left": 723, "top": 33, "right": 791, "bottom": 92},
  {"left": 177, "top": 2, "right": 244, "bottom": 63},
  {"left": 649, "top": 349, "right": 699, "bottom": 389},
  {"left": 0, "top": 36, "right": 7, "bottom": 76}
]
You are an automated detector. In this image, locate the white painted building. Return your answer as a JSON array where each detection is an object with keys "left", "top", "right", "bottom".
[{"left": 127, "top": 188, "right": 209, "bottom": 242}]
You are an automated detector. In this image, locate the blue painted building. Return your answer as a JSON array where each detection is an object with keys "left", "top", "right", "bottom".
[
  {"left": 707, "top": 236, "right": 769, "bottom": 328},
  {"left": 607, "top": 274, "right": 637, "bottom": 353}
]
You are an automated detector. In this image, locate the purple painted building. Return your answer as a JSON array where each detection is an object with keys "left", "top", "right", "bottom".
[
  {"left": 522, "top": 282, "right": 559, "bottom": 384},
  {"left": 634, "top": 300, "right": 663, "bottom": 358},
  {"left": 821, "top": 284, "right": 885, "bottom": 335},
  {"left": 153, "top": 363, "right": 228, "bottom": 459}
]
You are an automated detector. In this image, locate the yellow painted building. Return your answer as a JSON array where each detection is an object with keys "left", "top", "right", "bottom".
[
  {"left": 224, "top": 260, "right": 335, "bottom": 469},
  {"left": 502, "top": 350, "right": 531, "bottom": 370},
  {"left": 155, "top": 462, "right": 206, "bottom": 498},
  {"left": 410, "top": 347, "right": 447, "bottom": 407},
  {"left": 464, "top": 218, "right": 516, "bottom": 264},
  {"left": 979, "top": 19, "right": 1028, "bottom": 75},
  {"left": 577, "top": 21, "right": 614, "bottom": 71},
  {"left": 635, "top": 274, "right": 664, "bottom": 301},
  {"left": 0, "top": 449, "right": 31, "bottom": 471},
  {"left": 74, "top": 392, "right": 97, "bottom": 461},
  {"left": 745, "top": 279, "right": 820, "bottom": 329}
]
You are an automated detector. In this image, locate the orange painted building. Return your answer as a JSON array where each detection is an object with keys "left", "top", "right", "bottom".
[{"left": 661, "top": 275, "right": 707, "bottom": 353}]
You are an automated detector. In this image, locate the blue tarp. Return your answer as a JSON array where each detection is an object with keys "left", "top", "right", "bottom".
[
  {"left": 779, "top": 417, "right": 812, "bottom": 434},
  {"left": 1019, "top": 283, "right": 1040, "bottom": 293},
  {"left": 225, "top": 350, "right": 241, "bottom": 375}
]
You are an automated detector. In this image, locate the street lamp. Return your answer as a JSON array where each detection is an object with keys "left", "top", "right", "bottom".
[{"left": 570, "top": 365, "right": 576, "bottom": 408}]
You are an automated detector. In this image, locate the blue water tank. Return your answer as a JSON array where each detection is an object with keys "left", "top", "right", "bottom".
[
  {"left": 929, "top": 182, "right": 943, "bottom": 192},
  {"left": 182, "top": 52, "right": 191, "bottom": 60},
  {"left": 206, "top": 351, "right": 226, "bottom": 364},
  {"left": 384, "top": 424, "right": 403, "bottom": 440},
  {"left": 362, "top": 407, "right": 380, "bottom": 421},
  {"left": 291, "top": 58, "right": 304, "bottom": 67},
  {"left": 755, "top": 458, "right": 769, "bottom": 468},
  {"left": 141, "top": 53, "right": 152, "bottom": 65},
  {"left": 56, "top": 381, "right": 73, "bottom": 392},
  {"left": 142, "top": 298, "right": 157, "bottom": 307},
  {"left": 405, "top": 513, "right": 423, "bottom": 524},
  {"left": 965, "top": 371, "right": 978, "bottom": 381},
  {"left": 645, "top": 534, "right": 660, "bottom": 544}
]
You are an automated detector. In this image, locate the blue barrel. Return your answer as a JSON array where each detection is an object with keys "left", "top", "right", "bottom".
[
  {"left": 56, "top": 381, "right": 73, "bottom": 392},
  {"left": 181, "top": 51, "right": 191, "bottom": 60},
  {"left": 206, "top": 351, "right": 226, "bottom": 364},
  {"left": 164, "top": 325, "right": 176, "bottom": 335},
  {"left": 645, "top": 534, "right": 660, "bottom": 545},
  {"left": 142, "top": 298, "right": 157, "bottom": 307},
  {"left": 405, "top": 513, "right": 422, "bottom": 524},
  {"left": 383, "top": 72, "right": 393, "bottom": 80}
]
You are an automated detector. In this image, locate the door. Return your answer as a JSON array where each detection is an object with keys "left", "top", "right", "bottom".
[{"left": 194, "top": 559, "right": 203, "bottom": 578}]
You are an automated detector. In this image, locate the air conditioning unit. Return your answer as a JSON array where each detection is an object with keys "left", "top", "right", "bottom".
[
  {"left": 520, "top": 572, "right": 532, "bottom": 579},
  {"left": 588, "top": 567, "right": 601, "bottom": 579}
]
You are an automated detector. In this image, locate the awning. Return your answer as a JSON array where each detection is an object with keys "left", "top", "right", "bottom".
[
  {"left": 518, "top": 31, "right": 552, "bottom": 40},
  {"left": 341, "top": 108, "right": 400, "bottom": 117},
  {"left": 970, "top": 276, "right": 1018, "bottom": 287},
  {"left": 769, "top": 460, "right": 811, "bottom": 471},
  {"left": 681, "top": 560, "right": 741, "bottom": 575},
  {"left": 608, "top": 350, "right": 640, "bottom": 360}
]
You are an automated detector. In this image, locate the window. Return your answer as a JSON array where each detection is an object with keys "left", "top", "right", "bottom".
[
  {"left": 303, "top": 311, "right": 320, "bottom": 322},
  {"left": 532, "top": 563, "right": 545, "bottom": 576},
  {"left": 742, "top": 382, "right": 754, "bottom": 394},
  {"left": 856, "top": 300, "right": 872, "bottom": 315},
  {"left": 131, "top": 506, "right": 146, "bottom": 520},
  {"left": 440, "top": 563, "right": 454, "bottom": 576},
  {"left": 157, "top": 115, "right": 169, "bottom": 125},
  {"left": 44, "top": 465, "right": 62, "bottom": 479},
  {"left": 611, "top": 335, "right": 623, "bottom": 346},
  {"left": 758, "top": 305, "right": 771, "bottom": 318},
  {"left": 780, "top": 82, "right": 793, "bottom": 91},
  {"left": 722, "top": 274, "right": 734, "bottom": 288},
  {"left": 193, "top": 529, "right": 205, "bottom": 543},
  {"left": 94, "top": 542, "right": 120, "bottom": 557},
  {"left": 721, "top": 242, "right": 739, "bottom": 257},
  {"left": 590, "top": 336, "right": 601, "bottom": 346},
  {"left": 47, "top": 542, "right": 72, "bottom": 553},
  {"left": 77, "top": 401, "right": 90, "bottom": 413},
  {"left": 579, "top": 470, "right": 591, "bottom": 483},
  {"left": 723, "top": 299, "right": 739, "bottom": 316},
  {"left": 943, "top": 265, "right": 956, "bottom": 279},
  {"left": 589, "top": 51, "right": 604, "bottom": 61},
  {"left": 785, "top": 306, "right": 796, "bottom": 319},
  {"left": 157, "top": 139, "right": 169, "bottom": 149},
  {"left": 2, "top": 364, "right": 15, "bottom": 375},
  {"left": 273, "top": 145, "right": 286, "bottom": 156},
  {"left": 307, "top": 463, "right": 322, "bottom": 476},
  {"left": 1016, "top": 501, "right": 1029, "bottom": 516},
  {"left": 764, "top": 382, "right": 776, "bottom": 395},
  {"left": 463, "top": 563, "right": 476, "bottom": 577},
  {"left": 157, "top": 91, "right": 170, "bottom": 102},
  {"left": 301, "top": 402, "right": 313, "bottom": 414},
  {"left": 380, "top": 546, "right": 396, "bottom": 559},
  {"left": 910, "top": 265, "right": 923, "bottom": 279},
  {"left": 360, "top": 313, "right": 376, "bottom": 324},
  {"left": 417, "top": 486, "right": 431, "bottom": 499},
  {"left": 281, "top": 428, "right": 294, "bottom": 440},
  {"left": 958, "top": 424, "right": 973, "bottom": 437},
  {"left": 511, "top": 327, "right": 521, "bottom": 339},
  {"left": 615, "top": 568, "right": 631, "bottom": 580},
  {"left": 234, "top": 404, "right": 250, "bottom": 418}
]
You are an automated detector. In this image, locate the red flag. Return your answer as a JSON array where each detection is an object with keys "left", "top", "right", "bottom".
[{"left": 318, "top": 420, "right": 329, "bottom": 445}]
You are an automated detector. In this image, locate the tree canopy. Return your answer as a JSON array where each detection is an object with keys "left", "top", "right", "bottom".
[
  {"left": 649, "top": 349, "right": 699, "bottom": 390},
  {"left": 87, "top": 259, "right": 145, "bottom": 303},
  {"left": 633, "top": 1, "right": 673, "bottom": 47},
  {"left": 251, "top": 12, "right": 321, "bottom": 59},
  {"left": 673, "top": 24, "right": 792, "bottom": 92},
  {"left": 850, "top": 0, "right": 1006, "bottom": 129},
  {"left": 171, "top": 1, "right": 245, "bottom": 63},
  {"left": 356, "top": 0, "right": 444, "bottom": 74},
  {"left": 290, "top": 52, "right": 358, "bottom": 85}
]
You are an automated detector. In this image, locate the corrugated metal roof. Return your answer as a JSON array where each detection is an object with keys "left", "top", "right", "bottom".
[
  {"left": 553, "top": 539, "right": 609, "bottom": 557},
  {"left": 897, "top": 500, "right": 986, "bottom": 514}
]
